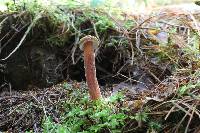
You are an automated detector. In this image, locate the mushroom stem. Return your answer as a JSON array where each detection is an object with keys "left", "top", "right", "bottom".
[{"left": 80, "top": 36, "right": 101, "bottom": 100}]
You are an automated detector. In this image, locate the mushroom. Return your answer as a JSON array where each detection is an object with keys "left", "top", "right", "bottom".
[{"left": 79, "top": 35, "right": 101, "bottom": 100}]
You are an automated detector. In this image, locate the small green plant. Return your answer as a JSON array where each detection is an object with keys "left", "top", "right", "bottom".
[
  {"left": 178, "top": 81, "right": 200, "bottom": 95},
  {"left": 124, "top": 19, "right": 135, "bottom": 29},
  {"left": 129, "top": 109, "right": 149, "bottom": 129},
  {"left": 42, "top": 83, "right": 128, "bottom": 133},
  {"left": 134, "top": 111, "right": 148, "bottom": 123},
  {"left": 178, "top": 84, "right": 194, "bottom": 95},
  {"left": 148, "top": 121, "right": 162, "bottom": 132},
  {"left": 75, "top": 10, "right": 116, "bottom": 33},
  {"left": 177, "top": 69, "right": 200, "bottom": 96}
]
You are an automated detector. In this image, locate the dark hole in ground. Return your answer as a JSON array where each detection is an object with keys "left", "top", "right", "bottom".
[
  {"left": 0, "top": 42, "right": 125, "bottom": 90},
  {"left": 0, "top": 40, "right": 172, "bottom": 91}
]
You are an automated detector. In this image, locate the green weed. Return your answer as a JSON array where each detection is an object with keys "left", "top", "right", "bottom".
[
  {"left": 41, "top": 83, "right": 128, "bottom": 133},
  {"left": 177, "top": 68, "right": 200, "bottom": 95}
]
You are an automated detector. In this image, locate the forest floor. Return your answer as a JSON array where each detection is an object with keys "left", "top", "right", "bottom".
[{"left": 0, "top": 1, "right": 200, "bottom": 132}]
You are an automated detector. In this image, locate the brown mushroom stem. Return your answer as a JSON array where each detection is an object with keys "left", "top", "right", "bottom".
[{"left": 82, "top": 38, "right": 101, "bottom": 100}]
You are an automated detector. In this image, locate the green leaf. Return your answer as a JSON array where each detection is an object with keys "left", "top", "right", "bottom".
[
  {"left": 93, "top": 109, "right": 110, "bottom": 118},
  {"left": 135, "top": 112, "right": 148, "bottom": 122},
  {"left": 178, "top": 82, "right": 200, "bottom": 95},
  {"left": 109, "top": 92, "right": 124, "bottom": 103},
  {"left": 67, "top": 107, "right": 81, "bottom": 117},
  {"left": 63, "top": 83, "right": 72, "bottom": 90}
]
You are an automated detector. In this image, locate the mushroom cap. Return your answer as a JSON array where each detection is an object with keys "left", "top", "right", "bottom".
[{"left": 79, "top": 35, "right": 99, "bottom": 51}]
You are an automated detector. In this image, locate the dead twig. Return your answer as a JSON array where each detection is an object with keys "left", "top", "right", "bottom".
[{"left": 1, "top": 12, "right": 43, "bottom": 61}]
